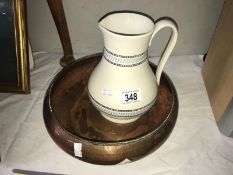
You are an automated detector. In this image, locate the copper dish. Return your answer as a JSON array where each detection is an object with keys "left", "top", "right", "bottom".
[{"left": 43, "top": 53, "right": 178, "bottom": 165}]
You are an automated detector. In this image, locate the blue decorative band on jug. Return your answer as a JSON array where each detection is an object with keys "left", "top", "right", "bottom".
[{"left": 103, "top": 48, "right": 148, "bottom": 67}]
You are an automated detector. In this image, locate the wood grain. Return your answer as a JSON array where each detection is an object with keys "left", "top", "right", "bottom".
[
  {"left": 202, "top": 0, "right": 233, "bottom": 121},
  {"left": 47, "top": 0, "right": 75, "bottom": 67}
]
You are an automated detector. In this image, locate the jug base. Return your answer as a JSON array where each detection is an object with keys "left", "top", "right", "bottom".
[{"left": 100, "top": 112, "right": 140, "bottom": 124}]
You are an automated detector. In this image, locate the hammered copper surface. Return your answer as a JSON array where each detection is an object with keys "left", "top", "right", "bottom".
[{"left": 43, "top": 53, "right": 178, "bottom": 165}]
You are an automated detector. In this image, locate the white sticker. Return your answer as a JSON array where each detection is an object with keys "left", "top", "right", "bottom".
[
  {"left": 101, "top": 88, "right": 112, "bottom": 96},
  {"left": 74, "top": 143, "right": 82, "bottom": 157},
  {"left": 121, "top": 89, "right": 142, "bottom": 104}
]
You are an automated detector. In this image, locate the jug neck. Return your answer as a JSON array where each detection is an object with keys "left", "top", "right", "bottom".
[
  {"left": 99, "top": 26, "right": 153, "bottom": 56},
  {"left": 98, "top": 11, "right": 155, "bottom": 55}
]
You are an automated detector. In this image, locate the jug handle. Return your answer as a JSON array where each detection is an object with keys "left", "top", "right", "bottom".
[{"left": 149, "top": 19, "right": 178, "bottom": 85}]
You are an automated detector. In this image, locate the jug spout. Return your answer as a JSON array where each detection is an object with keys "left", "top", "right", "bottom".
[{"left": 98, "top": 12, "right": 155, "bottom": 55}]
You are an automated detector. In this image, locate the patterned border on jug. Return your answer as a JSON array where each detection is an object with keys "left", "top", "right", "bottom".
[
  {"left": 103, "top": 48, "right": 148, "bottom": 67},
  {"left": 88, "top": 93, "right": 156, "bottom": 119}
]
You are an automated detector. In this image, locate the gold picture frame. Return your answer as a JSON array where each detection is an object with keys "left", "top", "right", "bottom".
[{"left": 0, "top": 0, "right": 30, "bottom": 93}]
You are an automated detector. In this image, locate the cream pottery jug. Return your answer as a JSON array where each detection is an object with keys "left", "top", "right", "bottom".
[{"left": 88, "top": 11, "right": 178, "bottom": 124}]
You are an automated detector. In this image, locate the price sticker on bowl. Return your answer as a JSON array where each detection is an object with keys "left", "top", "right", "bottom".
[
  {"left": 121, "top": 89, "right": 141, "bottom": 104},
  {"left": 74, "top": 143, "right": 82, "bottom": 157}
]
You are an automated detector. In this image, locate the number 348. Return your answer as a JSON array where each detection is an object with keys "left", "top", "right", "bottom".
[{"left": 125, "top": 93, "right": 138, "bottom": 102}]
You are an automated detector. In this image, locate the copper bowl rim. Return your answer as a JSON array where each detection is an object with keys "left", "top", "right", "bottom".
[{"left": 44, "top": 53, "right": 178, "bottom": 146}]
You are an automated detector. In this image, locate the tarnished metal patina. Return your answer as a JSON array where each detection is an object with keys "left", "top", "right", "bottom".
[{"left": 43, "top": 54, "right": 178, "bottom": 165}]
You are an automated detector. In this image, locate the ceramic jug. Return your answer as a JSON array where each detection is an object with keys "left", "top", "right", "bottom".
[{"left": 88, "top": 11, "right": 178, "bottom": 124}]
